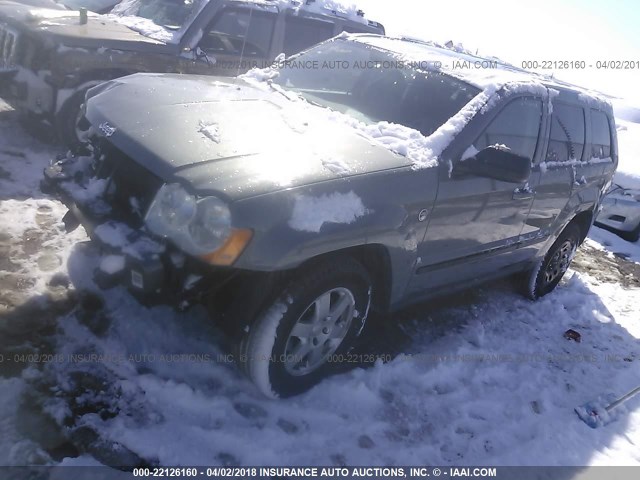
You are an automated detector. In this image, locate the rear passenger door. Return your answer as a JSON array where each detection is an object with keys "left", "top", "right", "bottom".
[
  {"left": 525, "top": 102, "right": 584, "bottom": 240},
  {"left": 583, "top": 108, "right": 614, "bottom": 188}
]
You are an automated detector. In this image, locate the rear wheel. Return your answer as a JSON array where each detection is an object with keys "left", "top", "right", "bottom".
[
  {"left": 238, "top": 258, "right": 372, "bottom": 398},
  {"left": 525, "top": 223, "right": 581, "bottom": 300}
]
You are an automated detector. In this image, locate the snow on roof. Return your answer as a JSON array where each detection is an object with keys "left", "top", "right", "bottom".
[{"left": 263, "top": 0, "right": 370, "bottom": 24}]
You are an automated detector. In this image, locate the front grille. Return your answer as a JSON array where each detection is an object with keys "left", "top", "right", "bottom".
[
  {"left": 0, "top": 23, "right": 19, "bottom": 70},
  {"left": 95, "top": 142, "right": 164, "bottom": 226}
]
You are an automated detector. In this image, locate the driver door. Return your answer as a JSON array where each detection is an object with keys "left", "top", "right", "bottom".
[{"left": 408, "top": 95, "right": 546, "bottom": 294}]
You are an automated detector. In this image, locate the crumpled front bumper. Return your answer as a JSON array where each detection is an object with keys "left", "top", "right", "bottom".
[{"left": 40, "top": 154, "right": 207, "bottom": 306}]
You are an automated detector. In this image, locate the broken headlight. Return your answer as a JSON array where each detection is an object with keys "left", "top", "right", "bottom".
[{"left": 145, "top": 183, "right": 231, "bottom": 257}]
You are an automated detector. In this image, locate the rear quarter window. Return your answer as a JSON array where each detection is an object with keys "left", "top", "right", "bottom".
[
  {"left": 590, "top": 110, "right": 612, "bottom": 159},
  {"left": 546, "top": 103, "right": 586, "bottom": 162},
  {"left": 283, "top": 17, "right": 335, "bottom": 56}
]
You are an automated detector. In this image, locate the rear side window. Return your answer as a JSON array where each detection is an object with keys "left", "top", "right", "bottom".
[
  {"left": 591, "top": 110, "right": 612, "bottom": 159},
  {"left": 475, "top": 97, "right": 543, "bottom": 160},
  {"left": 546, "top": 103, "right": 586, "bottom": 162},
  {"left": 283, "top": 17, "right": 335, "bottom": 56},
  {"left": 200, "top": 9, "right": 276, "bottom": 58}
]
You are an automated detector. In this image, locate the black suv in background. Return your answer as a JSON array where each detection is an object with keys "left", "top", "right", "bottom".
[{"left": 0, "top": 0, "right": 384, "bottom": 145}]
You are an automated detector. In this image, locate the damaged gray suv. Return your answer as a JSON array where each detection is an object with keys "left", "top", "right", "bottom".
[{"left": 43, "top": 35, "right": 617, "bottom": 398}]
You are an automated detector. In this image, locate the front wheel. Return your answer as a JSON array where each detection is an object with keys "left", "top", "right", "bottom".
[
  {"left": 525, "top": 223, "right": 581, "bottom": 300},
  {"left": 238, "top": 258, "right": 372, "bottom": 398}
]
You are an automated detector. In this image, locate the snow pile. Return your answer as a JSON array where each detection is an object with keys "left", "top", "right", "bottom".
[
  {"left": 94, "top": 221, "right": 165, "bottom": 260},
  {"left": 198, "top": 121, "right": 221, "bottom": 144},
  {"left": 288, "top": 191, "right": 368, "bottom": 232}
]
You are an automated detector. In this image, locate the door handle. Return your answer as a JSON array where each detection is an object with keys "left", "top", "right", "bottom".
[
  {"left": 513, "top": 187, "right": 535, "bottom": 200},
  {"left": 575, "top": 176, "right": 588, "bottom": 187}
]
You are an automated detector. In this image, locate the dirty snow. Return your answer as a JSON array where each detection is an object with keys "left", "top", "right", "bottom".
[{"left": 288, "top": 191, "right": 369, "bottom": 232}]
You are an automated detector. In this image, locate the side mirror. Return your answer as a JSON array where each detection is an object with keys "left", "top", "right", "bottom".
[{"left": 456, "top": 146, "right": 531, "bottom": 183}]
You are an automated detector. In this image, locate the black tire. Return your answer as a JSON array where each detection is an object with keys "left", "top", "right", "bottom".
[
  {"left": 238, "top": 258, "right": 372, "bottom": 398},
  {"left": 620, "top": 223, "right": 640, "bottom": 243},
  {"left": 56, "top": 88, "right": 92, "bottom": 150},
  {"left": 525, "top": 223, "right": 581, "bottom": 300}
]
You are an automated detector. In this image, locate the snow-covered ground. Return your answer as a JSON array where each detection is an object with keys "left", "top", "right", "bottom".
[{"left": 0, "top": 95, "right": 639, "bottom": 469}]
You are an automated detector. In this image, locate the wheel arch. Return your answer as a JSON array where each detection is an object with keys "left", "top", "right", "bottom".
[
  {"left": 296, "top": 244, "right": 393, "bottom": 314},
  {"left": 567, "top": 209, "right": 595, "bottom": 244}
]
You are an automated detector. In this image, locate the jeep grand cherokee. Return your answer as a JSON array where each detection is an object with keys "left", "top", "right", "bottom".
[{"left": 42, "top": 35, "right": 617, "bottom": 398}]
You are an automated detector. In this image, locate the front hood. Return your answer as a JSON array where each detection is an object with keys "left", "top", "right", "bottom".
[
  {"left": 85, "top": 73, "right": 411, "bottom": 201},
  {"left": 0, "top": 1, "right": 166, "bottom": 48}
]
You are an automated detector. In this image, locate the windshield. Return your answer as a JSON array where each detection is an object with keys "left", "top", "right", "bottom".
[
  {"left": 273, "top": 40, "right": 481, "bottom": 137},
  {"left": 59, "top": 0, "right": 117, "bottom": 13},
  {"left": 127, "top": 0, "right": 200, "bottom": 30}
]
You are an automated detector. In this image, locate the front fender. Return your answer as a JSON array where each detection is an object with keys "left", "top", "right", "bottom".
[{"left": 231, "top": 168, "right": 438, "bottom": 288}]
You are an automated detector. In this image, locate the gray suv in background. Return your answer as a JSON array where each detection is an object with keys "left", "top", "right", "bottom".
[
  {"left": 0, "top": 0, "right": 383, "bottom": 146},
  {"left": 43, "top": 35, "right": 617, "bottom": 398}
]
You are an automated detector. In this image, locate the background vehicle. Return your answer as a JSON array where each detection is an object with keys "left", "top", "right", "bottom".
[
  {"left": 595, "top": 184, "right": 640, "bottom": 242},
  {"left": 43, "top": 35, "right": 617, "bottom": 398},
  {"left": 0, "top": 0, "right": 384, "bottom": 146}
]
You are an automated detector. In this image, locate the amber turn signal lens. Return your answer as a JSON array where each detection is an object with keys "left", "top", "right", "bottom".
[{"left": 199, "top": 228, "right": 253, "bottom": 266}]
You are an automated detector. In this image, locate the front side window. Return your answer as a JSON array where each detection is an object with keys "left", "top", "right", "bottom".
[
  {"left": 200, "top": 9, "right": 276, "bottom": 58},
  {"left": 546, "top": 103, "right": 586, "bottom": 162},
  {"left": 283, "top": 16, "right": 335, "bottom": 56},
  {"left": 473, "top": 97, "right": 543, "bottom": 160},
  {"left": 590, "top": 110, "right": 612, "bottom": 159},
  {"left": 274, "top": 40, "right": 481, "bottom": 136}
]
